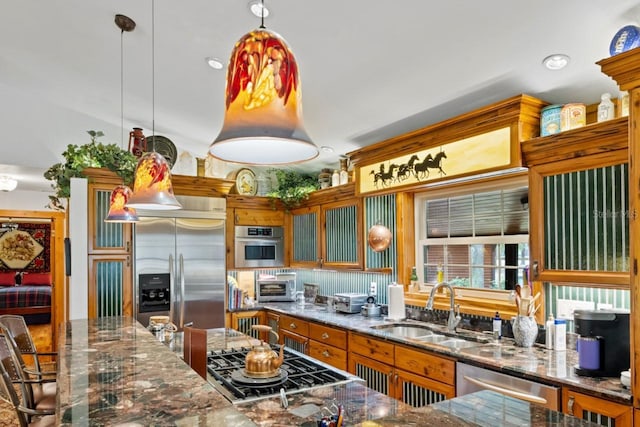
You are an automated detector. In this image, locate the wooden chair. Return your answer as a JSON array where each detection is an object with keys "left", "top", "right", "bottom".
[
  {"left": 0, "top": 331, "right": 54, "bottom": 426},
  {"left": 0, "top": 315, "right": 57, "bottom": 378}
]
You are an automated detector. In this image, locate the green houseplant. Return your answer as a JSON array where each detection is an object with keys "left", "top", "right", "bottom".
[
  {"left": 44, "top": 130, "right": 138, "bottom": 210},
  {"left": 266, "top": 169, "right": 318, "bottom": 210}
]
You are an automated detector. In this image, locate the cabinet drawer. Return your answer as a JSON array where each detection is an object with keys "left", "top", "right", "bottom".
[
  {"left": 349, "top": 332, "right": 394, "bottom": 364},
  {"left": 395, "top": 345, "right": 455, "bottom": 386},
  {"left": 309, "top": 323, "right": 347, "bottom": 350},
  {"left": 279, "top": 315, "right": 309, "bottom": 336},
  {"left": 309, "top": 341, "right": 347, "bottom": 371}
]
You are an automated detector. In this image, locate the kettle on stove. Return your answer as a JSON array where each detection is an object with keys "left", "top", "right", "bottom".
[{"left": 244, "top": 325, "right": 284, "bottom": 378}]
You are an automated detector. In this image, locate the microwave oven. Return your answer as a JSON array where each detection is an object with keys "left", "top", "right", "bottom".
[{"left": 234, "top": 225, "right": 284, "bottom": 268}]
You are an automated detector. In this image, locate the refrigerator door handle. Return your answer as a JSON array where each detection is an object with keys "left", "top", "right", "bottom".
[
  {"left": 179, "top": 254, "right": 186, "bottom": 328},
  {"left": 168, "top": 254, "right": 175, "bottom": 325}
]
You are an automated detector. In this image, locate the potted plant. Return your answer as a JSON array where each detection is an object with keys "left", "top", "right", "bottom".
[
  {"left": 44, "top": 131, "right": 137, "bottom": 210},
  {"left": 266, "top": 169, "right": 318, "bottom": 210}
]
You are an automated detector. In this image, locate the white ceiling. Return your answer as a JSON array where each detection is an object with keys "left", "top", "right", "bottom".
[{"left": 2, "top": 0, "right": 640, "bottom": 193}]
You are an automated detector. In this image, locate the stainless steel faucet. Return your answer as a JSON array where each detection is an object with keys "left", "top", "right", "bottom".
[{"left": 426, "top": 282, "right": 461, "bottom": 332}]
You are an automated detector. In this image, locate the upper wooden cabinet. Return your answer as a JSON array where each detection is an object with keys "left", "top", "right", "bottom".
[
  {"left": 522, "top": 118, "right": 629, "bottom": 287},
  {"left": 234, "top": 208, "right": 284, "bottom": 226},
  {"left": 289, "top": 183, "right": 363, "bottom": 270}
]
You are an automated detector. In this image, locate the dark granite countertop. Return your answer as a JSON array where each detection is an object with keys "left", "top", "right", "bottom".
[
  {"left": 56, "top": 317, "right": 604, "bottom": 426},
  {"left": 256, "top": 302, "right": 632, "bottom": 404}
]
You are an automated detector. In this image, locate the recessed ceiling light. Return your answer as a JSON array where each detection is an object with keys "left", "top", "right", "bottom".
[
  {"left": 0, "top": 175, "right": 17, "bottom": 192},
  {"left": 205, "top": 57, "right": 224, "bottom": 70},
  {"left": 321, "top": 146, "right": 334, "bottom": 153},
  {"left": 542, "top": 54, "right": 570, "bottom": 70},
  {"left": 249, "top": 1, "right": 270, "bottom": 18}
]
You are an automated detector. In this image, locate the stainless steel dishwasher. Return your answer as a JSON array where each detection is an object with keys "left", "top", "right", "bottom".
[{"left": 456, "top": 362, "right": 560, "bottom": 410}]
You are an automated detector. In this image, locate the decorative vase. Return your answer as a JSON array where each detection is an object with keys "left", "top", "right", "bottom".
[{"left": 512, "top": 315, "right": 538, "bottom": 347}]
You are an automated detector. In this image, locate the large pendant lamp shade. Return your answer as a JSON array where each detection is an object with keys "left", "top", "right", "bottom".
[
  {"left": 126, "top": 152, "right": 181, "bottom": 210},
  {"left": 209, "top": 28, "right": 318, "bottom": 165},
  {"left": 105, "top": 185, "right": 139, "bottom": 222}
]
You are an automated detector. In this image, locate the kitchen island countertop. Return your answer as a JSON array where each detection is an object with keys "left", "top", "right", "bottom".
[{"left": 57, "top": 317, "right": 602, "bottom": 426}]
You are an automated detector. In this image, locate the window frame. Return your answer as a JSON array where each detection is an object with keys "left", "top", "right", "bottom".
[{"left": 412, "top": 173, "right": 529, "bottom": 311}]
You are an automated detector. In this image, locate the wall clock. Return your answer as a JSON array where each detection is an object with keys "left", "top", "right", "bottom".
[{"left": 235, "top": 168, "right": 257, "bottom": 196}]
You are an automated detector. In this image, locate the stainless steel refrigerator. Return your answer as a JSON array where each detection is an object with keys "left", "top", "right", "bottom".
[{"left": 133, "top": 196, "right": 226, "bottom": 330}]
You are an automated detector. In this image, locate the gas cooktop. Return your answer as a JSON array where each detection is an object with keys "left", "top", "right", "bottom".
[{"left": 207, "top": 345, "right": 354, "bottom": 403}]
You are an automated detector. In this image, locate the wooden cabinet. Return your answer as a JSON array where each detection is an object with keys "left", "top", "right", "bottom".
[
  {"left": 275, "top": 313, "right": 348, "bottom": 369},
  {"left": 522, "top": 118, "right": 630, "bottom": 287},
  {"left": 348, "top": 332, "right": 454, "bottom": 407},
  {"left": 266, "top": 311, "right": 280, "bottom": 345},
  {"left": 563, "top": 388, "right": 632, "bottom": 427},
  {"left": 87, "top": 179, "right": 133, "bottom": 318},
  {"left": 308, "top": 322, "right": 348, "bottom": 371},
  {"left": 290, "top": 184, "right": 363, "bottom": 270},
  {"left": 281, "top": 329, "right": 308, "bottom": 354},
  {"left": 230, "top": 311, "right": 266, "bottom": 340},
  {"left": 234, "top": 208, "right": 284, "bottom": 226},
  {"left": 279, "top": 314, "right": 310, "bottom": 354}
]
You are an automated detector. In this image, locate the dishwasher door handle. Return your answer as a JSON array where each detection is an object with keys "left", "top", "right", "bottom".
[{"left": 463, "top": 375, "right": 548, "bottom": 405}]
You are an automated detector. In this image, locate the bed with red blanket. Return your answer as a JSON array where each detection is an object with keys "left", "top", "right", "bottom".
[{"left": 0, "top": 272, "right": 51, "bottom": 324}]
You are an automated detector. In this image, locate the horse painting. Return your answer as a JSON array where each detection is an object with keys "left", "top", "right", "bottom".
[
  {"left": 397, "top": 154, "right": 420, "bottom": 181},
  {"left": 414, "top": 151, "right": 447, "bottom": 179}
]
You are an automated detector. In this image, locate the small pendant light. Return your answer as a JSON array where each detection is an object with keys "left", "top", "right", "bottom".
[
  {"left": 209, "top": 0, "right": 318, "bottom": 165},
  {"left": 105, "top": 14, "right": 139, "bottom": 223},
  {"left": 126, "top": 0, "right": 181, "bottom": 210}
]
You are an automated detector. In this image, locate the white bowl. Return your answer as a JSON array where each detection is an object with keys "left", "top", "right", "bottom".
[{"left": 620, "top": 370, "right": 631, "bottom": 388}]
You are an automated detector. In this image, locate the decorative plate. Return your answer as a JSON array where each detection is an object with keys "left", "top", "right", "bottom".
[
  {"left": 235, "top": 168, "right": 257, "bottom": 196},
  {"left": 144, "top": 135, "right": 178, "bottom": 169}
]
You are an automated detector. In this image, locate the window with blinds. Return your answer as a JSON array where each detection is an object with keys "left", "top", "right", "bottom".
[{"left": 417, "top": 180, "right": 529, "bottom": 290}]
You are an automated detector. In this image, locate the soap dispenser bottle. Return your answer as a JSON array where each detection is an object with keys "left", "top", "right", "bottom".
[{"left": 492, "top": 312, "right": 502, "bottom": 339}]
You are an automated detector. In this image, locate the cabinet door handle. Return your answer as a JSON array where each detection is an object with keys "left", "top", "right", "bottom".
[
  {"left": 567, "top": 395, "right": 574, "bottom": 416},
  {"left": 289, "top": 323, "right": 297, "bottom": 329},
  {"left": 394, "top": 374, "right": 398, "bottom": 385},
  {"left": 532, "top": 261, "right": 539, "bottom": 278},
  {"left": 321, "top": 333, "right": 329, "bottom": 340},
  {"left": 126, "top": 255, "right": 130, "bottom": 267},
  {"left": 322, "top": 350, "right": 330, "bottom": 357},
  {"left": 126, "top": 241, "right": 131, "bottom": 253}
]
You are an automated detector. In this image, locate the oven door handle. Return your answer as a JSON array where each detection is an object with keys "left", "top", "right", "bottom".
[{"left": 462, "top": 375, "right": 548, "bottom": 405}]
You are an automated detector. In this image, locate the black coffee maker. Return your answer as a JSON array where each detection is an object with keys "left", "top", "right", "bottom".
[{"left": 574, "top": 309, "right": 629, "bottom": 377}]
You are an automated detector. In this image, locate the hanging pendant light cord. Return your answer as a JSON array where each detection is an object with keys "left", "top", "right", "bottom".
[
  {"left": 151, "top": 0, "right": 155, "bottom": 140},
  {"left": 260, "top": 0, "right": 265, "bottom": 29},
  {"left": 120, "top": 27, "right": 125, "bottom": 148}
]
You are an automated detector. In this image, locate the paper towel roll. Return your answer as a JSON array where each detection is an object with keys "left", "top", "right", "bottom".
[{"left": 387, "top": 284, "right": 405, "bottom": 320}]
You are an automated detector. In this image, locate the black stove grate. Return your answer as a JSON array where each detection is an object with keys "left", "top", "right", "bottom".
[{"left": 207, "top": 346, "right": 349, "bottom": 402}]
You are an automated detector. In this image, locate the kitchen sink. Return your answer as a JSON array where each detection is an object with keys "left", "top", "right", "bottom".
[
  {"left": 437, "top": 338, "right": 480, "bottom": 349},
  {"left": 371, "top": 322, "right": 489, "bottom": 350},
  {"left": 370, "top": 324, "right": 436, "bottom": 338},
  {"left": 414, "top": 334, "right": 447, "bottom": 343}
]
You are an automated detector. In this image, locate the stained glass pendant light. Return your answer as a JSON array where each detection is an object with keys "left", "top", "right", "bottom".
[
  {"left": 105, "top": 184, "right": 139, "bottom": 222},
  {"left": 209, "top": 0, "right": 318, "bottom": 164},
  {"left": 126, "top": 0, "right": 181, "bottom": 210},
  {"left": 105, "top": 14, "right": 139, "bottom": 223}
]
